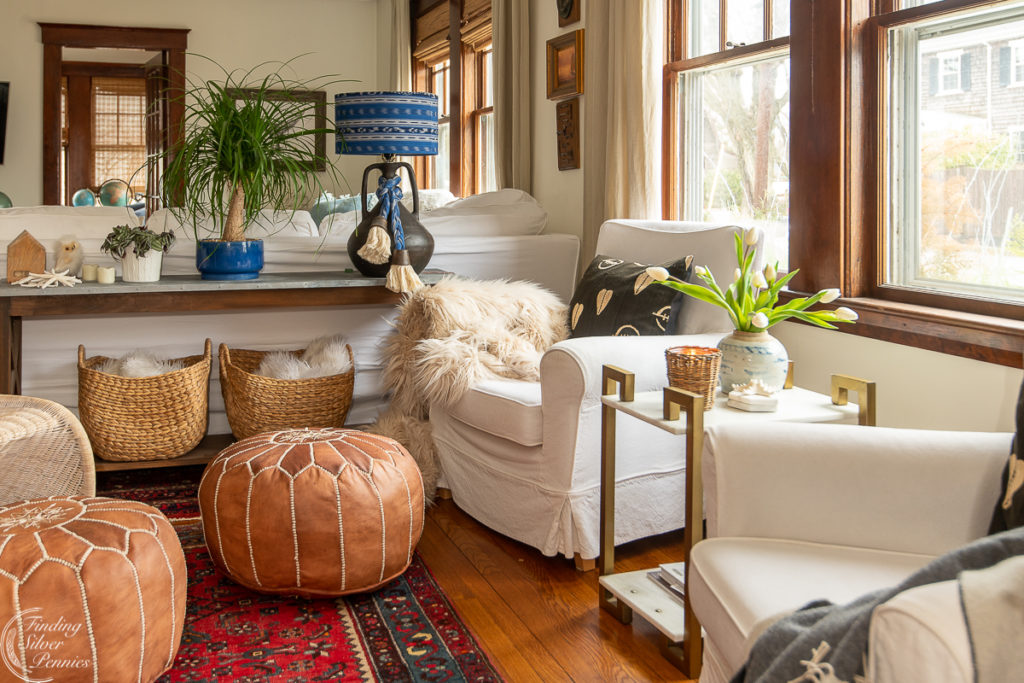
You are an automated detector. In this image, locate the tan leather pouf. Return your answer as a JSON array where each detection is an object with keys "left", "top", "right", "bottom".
[
  {"left": 0, "top": 496, "right": 186, "bottom": 683},
  {"left": 198, "top": 428, "right": 424, "bottom": 597}
]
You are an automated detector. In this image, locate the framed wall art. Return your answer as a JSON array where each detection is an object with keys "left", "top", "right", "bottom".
[
  {"left": 546, "top": 29, "right": 584, "bottom": 101},
  {"left": 230, "top": 88, "right": 328, "bottom": 172},
  {"left": 556, "top": 97, "right": 579, "bottom": 170},
  {"left": 557, "top": 0, "right": 580, "bottom": 27}
]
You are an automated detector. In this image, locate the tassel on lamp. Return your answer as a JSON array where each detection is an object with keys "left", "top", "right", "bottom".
[{"left": 334, "top": 91, "right": 439, "bottom": 293}]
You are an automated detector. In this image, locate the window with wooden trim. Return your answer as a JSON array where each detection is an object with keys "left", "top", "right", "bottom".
[
  {"left": 59, "top": 69, "right": 146, "bottom": 203},
  {"left": 665, "top": 0, "right": 1024, "bottom": 367},
  {"left": 92, "top": 77, "right": 147, "bottom": 195},
  {"left": 411, "top": 0, "right": 494, "bottom": 196},
  {"left": 427, "top": 59, "right": 451, "bottom": 191},
  {"left": 472, "top": 43, "right": 496, "bottom": 194},
  {"left": 874, "top": 2, "right": 1024, "bottom": 311},
  {"left": 666, "top": 0, "right": 791, "bottom": 270}
]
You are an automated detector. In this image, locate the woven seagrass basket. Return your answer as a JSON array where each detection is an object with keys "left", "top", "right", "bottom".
[
  {"left": 78, "top": 339, "right": 212, "bottom": 461},
  {"left": 665, "top": 345, "right": 721, "bottom": 410},
  {"left": 219, "top": 343, "right": 355, "bottom": 441}
]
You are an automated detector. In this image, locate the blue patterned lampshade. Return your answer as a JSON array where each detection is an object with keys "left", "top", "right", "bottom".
[{"left": 334, "top": 91, "right": 439, "bottom": 156}]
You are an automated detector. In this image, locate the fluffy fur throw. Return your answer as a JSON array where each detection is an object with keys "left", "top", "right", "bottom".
[
  {"left": 94, "top": 351, "right": 184, "bottom": 377},
  {"left": 370, "top": 277, "right": 568, "bottom": 499},
  {"left": 255, "top": 334, "right": 353, "bottom": 379}
]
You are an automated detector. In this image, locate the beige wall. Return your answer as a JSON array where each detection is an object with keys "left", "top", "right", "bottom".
[
  {"left": 0, "top": 0, "right": 380, "bottom": 207},
  {"left": 773, "top": 323, "right": 1021, "bottom": 432},
  {"left": 529, "top": 0, "right": 584, "bottom": 239}
]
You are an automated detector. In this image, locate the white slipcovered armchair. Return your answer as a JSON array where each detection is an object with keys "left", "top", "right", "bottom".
[
  {"left": 430, "top": 219, "right": 762, "bottom": 563},
  {"left": 690, "top": 421, "right": 1012, "bottom": 683}
]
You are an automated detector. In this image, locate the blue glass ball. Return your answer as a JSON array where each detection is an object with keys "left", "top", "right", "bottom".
[{"left": 72, "top": 188, "right": 96, "bottom": 206}]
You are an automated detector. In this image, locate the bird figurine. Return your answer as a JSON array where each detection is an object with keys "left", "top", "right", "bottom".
[{"left": 54, "top": 235, "right": 84, "bottom": 277}]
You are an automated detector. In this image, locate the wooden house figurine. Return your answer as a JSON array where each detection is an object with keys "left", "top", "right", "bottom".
[{"left": 6, "top": 230, "right": 45, "bottom": 283}]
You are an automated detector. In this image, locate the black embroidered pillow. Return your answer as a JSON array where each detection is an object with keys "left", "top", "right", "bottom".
[
  {"left": 568, "top": 255, "right": 693, "bottom": 338},
  {"left": 989, "top": 377, "right": 1024, "bottom": 533}
]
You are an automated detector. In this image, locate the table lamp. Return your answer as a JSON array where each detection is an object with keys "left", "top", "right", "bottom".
[{"left": 334, "top": 91, "right": 439, "bottom": 292}]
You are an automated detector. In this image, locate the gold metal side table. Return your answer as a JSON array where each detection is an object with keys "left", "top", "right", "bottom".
[{"left": 596, "top": 365, "right": 876, "bottom": 678}]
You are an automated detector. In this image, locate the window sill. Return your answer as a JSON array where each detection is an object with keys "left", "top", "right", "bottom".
[{"left": 780, "top": 294, "right": 1024, "bottom": 368}]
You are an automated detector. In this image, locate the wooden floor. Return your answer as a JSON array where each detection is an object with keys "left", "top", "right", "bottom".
[{"left": 418, "top": 498, "right": 695, "bottom": 683}]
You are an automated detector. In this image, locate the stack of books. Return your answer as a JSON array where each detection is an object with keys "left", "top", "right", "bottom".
[{"left": 646, "top": 561, "right": 686, "bottom": 606}]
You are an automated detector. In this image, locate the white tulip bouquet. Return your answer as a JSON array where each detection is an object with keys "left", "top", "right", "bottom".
[{"left": 646, "top": 228, "right": 858, "bottom": 333}]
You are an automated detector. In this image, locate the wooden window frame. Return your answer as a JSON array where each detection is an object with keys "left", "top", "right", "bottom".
[
  {"left": 663, "top": 0, "right": 1024, "bottom": 369},
  {"left": 469, "top": 43, "right": 493, "bottom": 194},
  {"left": 411, "top": 0, "right": 492, "bottom": 197}
]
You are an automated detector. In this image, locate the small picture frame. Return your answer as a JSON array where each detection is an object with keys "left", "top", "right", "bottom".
[
  {"left": 546, "top": 29, "right": 584, "bottom": 101},
  {"left": 230, "top": 88, "right": 328, "bottom": 172},
  {"left": 557, "top": 0, "right": 580, "bottom": 27},
  {"left": 556, "top": 97, "right": 580, "bottom": 170}
]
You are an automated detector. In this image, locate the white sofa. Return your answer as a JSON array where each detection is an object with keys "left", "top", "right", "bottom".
[
  {"left": 0, "top": 193, "right": 579, "bottom": 434},
  {"left": 429, "top": 219, "right": 764, "bottom": 561},
  {"left": 691, "top": 421, "right": 1012, "bottom": 683}
]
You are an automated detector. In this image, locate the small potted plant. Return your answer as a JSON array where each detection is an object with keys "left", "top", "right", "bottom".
[{"left": 101, "top": 224, "right": 176, "bottom": 283}]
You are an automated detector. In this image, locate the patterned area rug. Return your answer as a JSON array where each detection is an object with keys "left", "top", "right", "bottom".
[{"left": 97, "top": 468, "right": 501, "bottom": 682}]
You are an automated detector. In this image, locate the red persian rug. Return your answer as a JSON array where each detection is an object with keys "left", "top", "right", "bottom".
[{"left": 98, "top": 466, "right": 502, "bottom": 682}]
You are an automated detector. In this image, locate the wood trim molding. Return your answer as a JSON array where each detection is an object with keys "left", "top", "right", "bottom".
[
  {"left": 781, "top": 291, "right": 1024, "bottom": 368},
  {"left": 39, "top": 23, "right": 189, "bottom": 50}
]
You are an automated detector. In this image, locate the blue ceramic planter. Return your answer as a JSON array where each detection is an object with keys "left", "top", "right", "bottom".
[
  {"left": 717, "top": 331, "right": 789, "bottom": 394},
  {"left": 196, "top": 240, "right": 264, "bottom": 280}
]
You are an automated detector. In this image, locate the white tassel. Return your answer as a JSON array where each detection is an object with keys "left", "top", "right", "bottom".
[
  {"left": 357, "top": 216, "right": 392, "bottom": 265},
  {"left": 385, "top": 249, "right": 424, "bottom": 294}
]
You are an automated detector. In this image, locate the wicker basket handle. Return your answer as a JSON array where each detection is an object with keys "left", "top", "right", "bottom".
[
  {"left": 218, "top": 342, "right": 231, "bottom": 368},
  {"left": 77, "top": 345, "right": 86, "bottom": 367},
  {"left": 202, "top": 338, "right": 212, "bottom": 361}
]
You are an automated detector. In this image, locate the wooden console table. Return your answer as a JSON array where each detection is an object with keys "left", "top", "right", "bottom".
[{"left": 0, "top": 271, "right": 445, "bottom": 470}]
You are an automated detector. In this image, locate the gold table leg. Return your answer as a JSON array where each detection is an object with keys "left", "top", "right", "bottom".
[
  {"left": 664, "top": 386, "right": 704, "bottom": 680},
  {"left": 599, "top": 365, "right": 634, "bottom": 623},
  {"left": 831, "top": 374, "right": 877, "bottom": 426}
]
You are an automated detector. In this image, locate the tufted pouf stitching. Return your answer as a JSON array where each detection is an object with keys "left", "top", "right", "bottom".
[{"left": 198, "top": 428, "right": 424, "bottom": 596}]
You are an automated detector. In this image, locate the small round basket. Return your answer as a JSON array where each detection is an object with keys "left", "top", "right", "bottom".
[
  {"left": 78, "top": 339, "right": 212, "bottom": 461},
  {"left": 219, "top": 343, "right": 355, "bottom": 441},
  {"left": 665, "top": 345, "right": 722, "bottom": 410}
]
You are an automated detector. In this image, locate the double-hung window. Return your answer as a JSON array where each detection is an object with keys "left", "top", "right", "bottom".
[
  {"left": 411, "top": 0, "right": 495, "bottom": 196},
  {"left": 879, "top": 1, "right": 1024, "bottom": 308},
  {"left": 666, "top": 0, "right": 792, "bottom": 270}
]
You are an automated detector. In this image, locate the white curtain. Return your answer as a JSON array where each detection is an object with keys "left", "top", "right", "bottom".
[
  {"left": 493, "top": 0, "right": 532, "bottom": 193},
  {"left": 581, "top": 0, "right": 663, "bottom": 268},
  {"left": 377, "top": 0, "right": 413, "bottom": 91}
]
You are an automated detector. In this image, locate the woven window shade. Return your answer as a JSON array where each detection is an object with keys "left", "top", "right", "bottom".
[
  {"left": 414, "top": 2, "right": 450, "bottom": 65},
  {"left": 461, "top": 0, "right": 491, "bottom": 49},
  {"left": 92, "top": 77, "right": 146, "bottom": 194}
]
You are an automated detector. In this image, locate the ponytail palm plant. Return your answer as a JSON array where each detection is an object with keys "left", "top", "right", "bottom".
[{"left": 163, "top": 56, "right": 350, "bottom": 241}]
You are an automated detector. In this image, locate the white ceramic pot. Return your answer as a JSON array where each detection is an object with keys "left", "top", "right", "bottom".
[
  {"left": 121, "top": 251, "right": 163, "bottom": 283},
  {"left": 717, "top": 330, "right": 788, "bottom": 394}
]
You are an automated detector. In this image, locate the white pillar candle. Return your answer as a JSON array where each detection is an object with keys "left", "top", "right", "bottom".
[
  {"left": 97, "top": 266, "right": 116, "bottom": 284},
  {"left": 81, "top": 263, "right": 98, "bottom": 281}
]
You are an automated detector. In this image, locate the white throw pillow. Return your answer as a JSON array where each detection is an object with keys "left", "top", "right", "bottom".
[
  {"left": 147, "top": 208, "right": 319, "bottom": 239},
  {"left": 422, "top": 189, "right": 548, "bottom": 236}
]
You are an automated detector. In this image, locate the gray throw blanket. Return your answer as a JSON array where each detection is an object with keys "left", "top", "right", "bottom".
[{"left": 733, "top": 526, "right": 1024, "bottom": 683}]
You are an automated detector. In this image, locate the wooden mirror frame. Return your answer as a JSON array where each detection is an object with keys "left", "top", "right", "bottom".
[{"left": 39, "top": 23, "right": 190, "bottom": 207}]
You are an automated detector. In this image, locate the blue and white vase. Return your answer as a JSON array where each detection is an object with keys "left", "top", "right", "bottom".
[{"left": 717, "top": 330, "right": 788, "bottom": 394}]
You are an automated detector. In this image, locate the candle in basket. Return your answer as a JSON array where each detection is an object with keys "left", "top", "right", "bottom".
[{"left": 665, "top": 345, "right": 722, "bottom": 410}]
